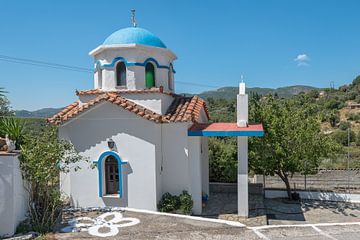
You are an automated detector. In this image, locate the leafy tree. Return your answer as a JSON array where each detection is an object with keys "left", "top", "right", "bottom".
[
  {"left": 308, "top": 89, "right": 319, "bottom": 99},
  {"left": 20, "top": 128, "right": 86, "bottom": 233},
  {"left": 0, "top": 96, "right": 13, "bottom": 117},
  {"left": 208, "top": 137, "right": 237, "bottom": 182},
  {"left": 351, "top": 75, "right": 360, "bottom": 86},
  {"left": 249, "top": 95, "right": 341, "bottom": 199}
]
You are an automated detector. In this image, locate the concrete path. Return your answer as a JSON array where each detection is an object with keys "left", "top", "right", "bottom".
[{"left": 52, "top": 209, "right": 360, "bottom": 240}]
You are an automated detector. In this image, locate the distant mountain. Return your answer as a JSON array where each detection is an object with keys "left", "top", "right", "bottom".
[
  {"left": 15, "top": 108, "right": 63, "bottom": 118},
  {"left": 195, "top": 85, "right": 318, "bottom": 100},
  {"left": 15, "top": 85, "right": 318, "bottom": 118}
]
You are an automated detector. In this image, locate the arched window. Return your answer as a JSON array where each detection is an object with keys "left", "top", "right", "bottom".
[
  {"left": 105, "top": 156, "right": 119, "bottom": 194},
  {"left": 145, "top": 62, "right": 155, "bottom": 88},
  {"left": 168, "top": 63, "right": 174, "bottom": 90},
  {"left": 97, "top": 69, "right": 103, "bottom": 89},
  {"left": 116, "top": 62, "right": 127, "bottom": 87}
]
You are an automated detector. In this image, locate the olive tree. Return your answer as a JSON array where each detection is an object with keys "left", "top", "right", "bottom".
[
  {"left": 249, "top": 95, "right": 341, "bottom": 199},
  {"left": 20, "top": 127, "right": 86, "bottom": 233}
]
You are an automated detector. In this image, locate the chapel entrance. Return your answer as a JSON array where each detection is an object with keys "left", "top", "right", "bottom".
[{"left": 105, "top": 156, "right": 119, "bottom": 194}]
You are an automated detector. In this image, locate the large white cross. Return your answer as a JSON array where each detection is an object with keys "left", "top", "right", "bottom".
[{"left": 237, "top": 80, "right": 249, "bottom": 217}]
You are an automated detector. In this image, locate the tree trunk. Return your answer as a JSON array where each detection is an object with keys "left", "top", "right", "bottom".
[
  {"left": 276, "top": 170, "right": 293, "bottom": 200},
  {"left": 283, "top": 175, "right": 292, "bottom": 200}
]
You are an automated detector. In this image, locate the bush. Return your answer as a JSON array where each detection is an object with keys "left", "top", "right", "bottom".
[
  {"left": 332, "top": 130, "right": 355, "bottom": 146},
  {"left": 347, "top": 112, "right": 360, "bottom": 121},
  {"left": 339, "top": 121, "right": 351, "bottom": 130},
  {"left": 356, "top": 132, "right": 360, "bottom": 146},
  {"left": 179, "top": 191, "right": 193, "bottom": 215},
  {"left": 158, "top": 192, "right": 180, "bottom": 213},
  {"left": 308, "top": 89, "right": 319, "bottom": 99},
  {"left": 324, "top": 99, "right": 342, "bottom": 110},
  {"left": 0, "top": 117, "right": 25, "bottom": 149},
  {"left": 20, "top": 128, "right": 85, "bottom": 233},
  {"left": 158, "top": 191, "right": 193, "bottom": 215}
]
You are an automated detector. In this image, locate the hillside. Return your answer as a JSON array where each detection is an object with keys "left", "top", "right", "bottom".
[
  {"left": 15, "top": 85, "right": 317, "bottom": 118},
  {"left": 196, "top": 85, "right": 318, "bottom": 100},
  {"left": 15, "top": 108, "right": 63, "bottom": 118}
]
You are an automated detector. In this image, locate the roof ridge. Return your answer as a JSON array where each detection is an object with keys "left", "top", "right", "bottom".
[{"left": 48, "top": 94, "right": 209, "bottom": 125}]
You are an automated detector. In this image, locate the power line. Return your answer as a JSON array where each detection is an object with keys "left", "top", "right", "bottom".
[
  {"left": 0, "top": 54, "right": 93, "bottom": 73},
  {"left": 0, "top": 54, "right": 222, "bottom": 89}
]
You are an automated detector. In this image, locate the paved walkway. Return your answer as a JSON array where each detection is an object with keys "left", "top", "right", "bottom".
[
  {"left": 50, "top": 195, "right": 360, "bottom": 239},
  {"left": 52, "top": 207, "right": 360, "bottom": 240}
]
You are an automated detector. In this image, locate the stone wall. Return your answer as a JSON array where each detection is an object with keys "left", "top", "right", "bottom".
[
  {"left": 209, "top": 182, "right": 263, "bottom": 195},
  {"left": 254, "top": 169, "right": 360, "bottom": 193}
]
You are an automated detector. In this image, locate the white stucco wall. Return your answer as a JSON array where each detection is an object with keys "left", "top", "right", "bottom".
[
  {"left": 0, "top": 154, "right": 28, "bottom": 238},
  {"left": 59, "top": 100, "right": 208, "bottom": 214},
  {"left": 201, "top": 137, "right": 209, "bottom": 196},
  {"left": 59, "top": 102, "right": 161, "bottom": 211},
  {"left": 160, "top": 123, "right": 191, "bottom": 196},
  {"left": 121, "top": 93, "right": 174, "bottom": 115},
  {"left": 188, "top": 137, "right": 202, "bottom": 214},
  {"left": 92, "top": 45, "right": 176, "bottom": 92}
]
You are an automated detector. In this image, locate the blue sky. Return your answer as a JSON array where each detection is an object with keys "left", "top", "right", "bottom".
[{"left": 1, "top": 0, "right": 360, "bottom": 110}]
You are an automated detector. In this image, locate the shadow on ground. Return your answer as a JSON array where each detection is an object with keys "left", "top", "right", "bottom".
[{"left": 201, "top": 190, "right": 360, "bottom": 226}]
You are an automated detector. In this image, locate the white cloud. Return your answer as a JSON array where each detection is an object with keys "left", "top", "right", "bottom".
[{"left": 294, "top": 54, "right": 310, "bottom": 66}]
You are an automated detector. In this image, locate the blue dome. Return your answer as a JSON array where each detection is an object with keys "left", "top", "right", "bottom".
[{"left": 103, "top": 27, "right": 166, "bottom": 48}]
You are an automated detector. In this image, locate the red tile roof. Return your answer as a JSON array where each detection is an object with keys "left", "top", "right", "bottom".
[{"left": 48, "top": 92, "right": 209, "bottom": 125}]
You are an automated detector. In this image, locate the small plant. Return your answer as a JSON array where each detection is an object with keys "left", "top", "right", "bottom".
[
  {"left": 179, "top": 191, "right": 193, "bottom": 215},
  {"left": 16, "top": 219, "right": 32, "bottom": 234},
  {"left": 0, "top": 117, "right": 25, "bottom": 149},
  {"left": 158, "top": 192, "right": 180, "bottom": 213},
  {"left": 158, "top": 191, "right": 193, "bottom": 214},
  {"left": 339, "top": 121, "right": 351, "bottom": 131}
]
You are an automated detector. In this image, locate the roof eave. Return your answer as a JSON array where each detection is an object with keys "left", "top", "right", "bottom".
[{"left": 89, "top": 44, "right": 177, "bottom": 60}]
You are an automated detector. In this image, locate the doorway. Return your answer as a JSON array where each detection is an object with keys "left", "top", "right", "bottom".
[{"left": 105, "top": 155, "right": 119, "bottom": 194}]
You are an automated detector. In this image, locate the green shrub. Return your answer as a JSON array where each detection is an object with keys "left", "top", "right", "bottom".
[
  {"left": 324, "top": 99, "right": 342, "bottom": 110},
  {"left": 158, "top": 191, "right": 193, "bottom": 214},
  {"left": 356, "top": 132, "right": 360, "bottom": 146},
  {"left": 20, "top": 128, "right": 85, "bottom": 233},
  {"left": 332, "top": 130, "right": 355, "bottom": 146},
  {"left": 158, "top": 192, "right": 180, "bottom": 213},
  {"left": 339, "top": 121, "right": 351, "bottom": 130},
  {"left": 347, "top": 112, "right": 360, "bottom": 121},
  {"left": 0, "top": 117, "right": 25, "bottom": 148},
  {"left": 179, "top": 191, "right": 193, "bottom": 215}
]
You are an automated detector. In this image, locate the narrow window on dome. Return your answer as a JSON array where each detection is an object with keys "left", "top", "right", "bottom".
[
  {"left": 145, "top": 62, "right": 155, "bottom": 88},
  {"left": 168, "top": 63, "right": 174, "bottom": 91},
  {"left": 116, "top": 62, "right": 127, "bottom": 87},
  {"left": 98, "top": 69, "right": 103, "bottom": 89}
]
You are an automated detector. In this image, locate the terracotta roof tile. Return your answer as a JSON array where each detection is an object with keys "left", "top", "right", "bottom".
[{"left": 48, "top": 92, "right": 209, "bottom": 125}]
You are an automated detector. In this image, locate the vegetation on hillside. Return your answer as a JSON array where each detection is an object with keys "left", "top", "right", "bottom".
[{"left": 207, "top": 75, "right": 360, "bottom": 197}]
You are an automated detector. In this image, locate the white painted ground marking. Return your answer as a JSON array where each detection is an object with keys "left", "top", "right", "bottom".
[
  {"left": 252, "top": 229, "right": 271, "bottom": 240},
  {"left": 61, "top": 211, "right": 140, "bottom": 237},
  {"left": 249, "top": 221, "right": 360, "bottom": 230},
  {"left": 312, "top": 225, "right": 338, "bottom": 240},
  {"left": 119, "top": 207, "right": 246, "bottom": 227}
]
